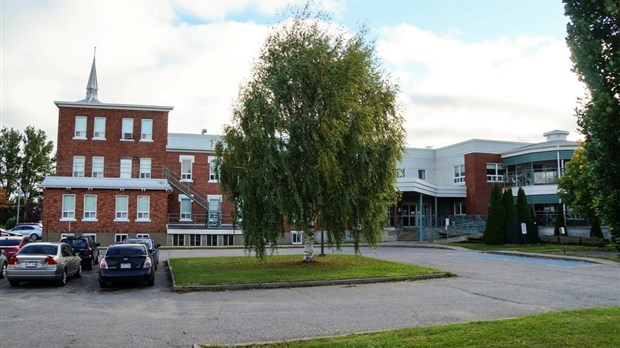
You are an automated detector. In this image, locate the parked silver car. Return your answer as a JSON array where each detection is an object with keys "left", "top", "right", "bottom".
[
  {"left": 8, "top": 224, "right": 43, "bottom": 241},
  {"left": 6, "top": 242, "right": 82, "bottom": 287}
]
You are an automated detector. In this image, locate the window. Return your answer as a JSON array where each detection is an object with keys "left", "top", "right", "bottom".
[
  {"left": 60, "top": 233, "right": 75, "bottom": 239},
  {"left": 189, "top": 234, "right": 201, "bottom": 246},
  {"left": 92, "top": 156, "right": 104, "bottom": 177},
  {"left": 454, "top": 202, "right": 466, "bottom": 215},
  {"left": 83, "top": 194, "right": 97, "bottom": 220},
  {"left": 418, "top": 169, "right": 427, "bottom": 180},
  {"left": 180, "top": 156, "right": 194, "bottom": 181},
  {"left": 486, "top": 163, "right": 505, "bottom": 182},
  {"left": 121, "top": 118, "right": 133, "bottom": 140},
  {"left": 180, "top": 196, "right": 192, "bottom": 221},
  {"left": 62, "top": 194, "right": 76, "bottom": 220},
  {"left": 172, "top": 234, "right": 184, "bottom": 246},
  {"left": 291, "top": 231, "right": 303, "bottom": 244},
  {"left": 93, "top": 117, "right": 106, "bottom": 139},
  {"left": 141, "top": 119, "right": 153, "bottom": 141},
  {"left": 120, "top": 158, "right": 132, "bottom": 178},
  {"left": 115, "top": 195, "right": 129, "bottom": 221},
  {"left": 139, "top": 158, "right": 151, "bottom": 178},
  {"left": 115, "top": 233, "right": 128, "bottom": 243},
  {"left": 74, "top": 116, "right": 87, "bottom": 139},
  {"left": 73, "top": 156, "right": 85, "bottom": 177},
  {"left": 136, "top": 233, "right": 149, "bottom": 239},
  {"left": 208, "top": 195, "right": 222, "bottom": 227},
  {"left": 454, "top": 164, "right": 465, "bottom": 184},
  {"left": 208, "top": 156, "right": 219, "bottom": 182},
  {"left": 83, "top": 233, "right": 97, "bottom": 242},
  {"left": 137, "top": 196, "right": 150, "bottom": 221},
  {"left": 223, "top": 235, "right": 234, "bottom": 246},
  {"left": 206, "top": 234, "right": 218, "bottom": 246}
]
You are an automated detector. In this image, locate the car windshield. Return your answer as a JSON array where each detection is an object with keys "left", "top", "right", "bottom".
[
  {"left": 106, "top": 245, "right": 146, "bottom": 257},
  {"left": 62, "top": 239, "right": 87, "bottom": 248},
  {"left": 19, "top": 244, "right": 58, "bottom": 255},
  {"left": 0, "top": 239, "right": 22, "bottom": 246},
  {"left": 124, "top": 239, "right": 152, "bottom": 248}
]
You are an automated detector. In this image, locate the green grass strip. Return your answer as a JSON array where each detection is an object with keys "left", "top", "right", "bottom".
[
  {"left": 169, "top": 254, "right": 443, "bottom": 286},
  {"left": 204, "top": 306, "right": 620, "bottom": 347}
]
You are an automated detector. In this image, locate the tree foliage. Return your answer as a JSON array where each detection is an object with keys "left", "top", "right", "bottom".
[
  {"left": 564, "top": 0, "right": 620, "bottom": 247},
  {"left": 483, "top": 184, "right": 505, "bottom": 245},
  {"left": 516, "top": 187, "right": 531, "bottom": 221},
  {"left": 217, "top": 7, "right": 405, "bottom": 259},
  {"left": 502, "top": 188, "right": 517, "bottom": 222},
  {"left": 0, "top": 126, "right": 55, "bottom": 223}
]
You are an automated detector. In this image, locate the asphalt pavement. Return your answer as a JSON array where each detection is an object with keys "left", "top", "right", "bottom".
[{"left": 0, "top": 244, "right": 618, "bottom": 347}]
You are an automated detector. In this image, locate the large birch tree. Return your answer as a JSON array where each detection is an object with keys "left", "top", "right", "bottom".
[{"left": 217, "top": 8, "right": 405, "bottom": 260}]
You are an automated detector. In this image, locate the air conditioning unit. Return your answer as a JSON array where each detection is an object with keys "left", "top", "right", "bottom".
[{"left": 123, "top": 133, "right": 133, "bottom": 139}]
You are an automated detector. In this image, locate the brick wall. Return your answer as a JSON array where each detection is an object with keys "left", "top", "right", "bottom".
[{"left": 464, "top": 153, "right": 504, "bottom": 215}]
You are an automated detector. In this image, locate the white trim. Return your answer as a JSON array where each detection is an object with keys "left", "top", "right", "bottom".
[{"left": 55, "top": 101, "right": 174, "bottom": 111}]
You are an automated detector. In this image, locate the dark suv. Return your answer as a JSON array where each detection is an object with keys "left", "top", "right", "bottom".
[{"left": 59, "top": 236, "right": 100, "bottom": 270}]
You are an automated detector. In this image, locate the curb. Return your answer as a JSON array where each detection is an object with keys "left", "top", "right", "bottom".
[
  {"left": 484, "top": 250, "right": 619, "bottom": 266},
  {"left": 171, "top": 272, "right": 454, "bottom": 293}
]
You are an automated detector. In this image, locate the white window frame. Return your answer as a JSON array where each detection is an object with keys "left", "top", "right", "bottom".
[
  {"left": 121, "top": 118, "right": 134, "bottom": 140},
  {"left": 137, "top": 195, "right": 150, "bottom": 221},
  {"left": 179, "top": 155, "right": 194, "bottom": 181},
  {"left": 418, "top": 169, "right": 427, "bottom": 180},
  {"left": 454, "top": 164, "right": 465, "bottom": 184},
  {"left": 189, "top": 234, "right": 201, "bottom": 246},
  {"left": 140, "top": 119, "right": 153, "bottom": 141},
  {"left": 115, "top": 233, "right": 128, "bottom": 243},
  {"left": 93, "top": 117, "right": 106, "bottom": 139},
  {"left": 115, "top": 195, "right": 129, "bottom": 221},
  {"left": 83, "top": 194, "right": 97, "bottom": 221},
  {"left": 139, "top": 158, "right": 151, "bottom": 178},
  {"left": 291, "top": 231, "right": 303, "bottom": 245},
  {"left": 61, "top": 194, "right": 76, "bottom": 221},
  {"left": 172, "top": 234, "right": 185, "bottom": 246},
  {"left": 486, "top": 163, "right": 504, "bottom": 183},
  {"left": 454, "top": 202, "right": 466, "bottom": 215},
  {"left": 120, "top": 158, "right": 132, "bottom": 178},
  {"left": 208, "top": 156, "right": 219, "bottom": 183},
  {"left": 92, "top": 156, "right": 104, "bottom": 178},
  {"left": 179, "top": 195, "right": 192, "bottom": 221},
  {"left": 74, "top": 116, "right": 87, "bottom": 139},
  {"left": 73, "top": 156, "right": 85, "bottom": 177},
  {"left": 136, "top": 233, "right": 149, "bottom": 239}
]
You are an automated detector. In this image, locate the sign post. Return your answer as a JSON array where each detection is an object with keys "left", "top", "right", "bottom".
[{"left": 521, "top": 222, "right": 527, "bottom": 249}]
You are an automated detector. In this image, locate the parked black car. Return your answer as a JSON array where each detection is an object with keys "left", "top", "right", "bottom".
[
  {"left": 98, "top": 243, "right": 155, "bottom": 288},
  {"left": 60, "top": 236, "right": 100, "bottom": 270},
  {"left": 122, "top": 238, "right": 160, "bottom": 270}
]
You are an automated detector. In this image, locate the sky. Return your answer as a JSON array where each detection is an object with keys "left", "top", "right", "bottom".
[{"left": 0, "top": 0, "right": 585, "bottom": 149}]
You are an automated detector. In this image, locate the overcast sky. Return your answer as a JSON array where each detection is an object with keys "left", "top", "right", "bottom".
[{"left": 1, "top": 0, "right": 585, "bottom": 149}]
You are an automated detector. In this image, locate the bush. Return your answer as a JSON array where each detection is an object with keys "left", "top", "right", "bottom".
[
  {"left": 483, "top": 184, "right": 505, "bottom": 245},
  {"left": 4, "top": 217, "right": 16, "bottom": 230}
]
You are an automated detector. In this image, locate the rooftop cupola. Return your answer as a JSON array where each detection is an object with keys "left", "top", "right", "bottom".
[{"left": 543, "top": 130, "right": 569, "bottom": 142}]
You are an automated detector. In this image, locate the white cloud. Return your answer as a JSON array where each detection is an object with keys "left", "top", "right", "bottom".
[
  {"left": 1, "top": 1, "right": 585, "bottom": 152},
  {"left": 377, "top": 24, "right": 585, "bottom": 147}
]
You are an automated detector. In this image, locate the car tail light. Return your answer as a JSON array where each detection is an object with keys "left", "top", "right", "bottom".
[
  {"left": 100, "top": 258, "right": 108, "bottom": 269},
  {"left": 8, "top": 256, "right": 19, "bottom": 265},
  {"left": 143, "top": 257, "right": 152, "bottom": 269},
  {"left": 43, "top": 256, "right": 58, "bottom": 265},
  {"left": 84, "top": 247, "right": 92, "bottom": 255}
]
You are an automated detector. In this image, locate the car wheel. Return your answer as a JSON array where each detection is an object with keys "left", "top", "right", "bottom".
[
  {"left": 75, "top": 264, "right": 82, "bottom": 278},
  {"left": 86, "top": 258, "right": 94, "bottom": 271},
  {"left": 147, "top": 274, "right": 155, "bottom": 286},
  {"left": 99, "top": 278, "right": 108, "bottom": 288},
  {"left": 29, "top": 233, "right": 38, "bottom": 242},
  {"left": 9, "top": 279, "right": 20, "bottom": 287},
  {"left": 57, "top": 269, "right": 68, "bottom": 286},
  {"left": 0, "top": 262, "right": 7, "bottom": 279}
]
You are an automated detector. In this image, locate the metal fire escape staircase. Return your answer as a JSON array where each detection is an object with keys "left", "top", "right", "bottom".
[{"left": 164, "top": 167, "right": 221, "bottom": 227}]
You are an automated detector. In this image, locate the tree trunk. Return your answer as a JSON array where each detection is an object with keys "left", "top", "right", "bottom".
[{"left": 303, "top": 230, "right": 315, "bottom": 262}]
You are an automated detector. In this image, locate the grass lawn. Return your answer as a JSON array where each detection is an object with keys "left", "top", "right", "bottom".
[
  {"left": 201, "top": 306, "right": 620, "bottom": 347},
  {"left": 169, "top": 254, "right": 444, "bottom": 286},
  {"left": 451, "top": 242, "right": 620, "bottom": 262}
]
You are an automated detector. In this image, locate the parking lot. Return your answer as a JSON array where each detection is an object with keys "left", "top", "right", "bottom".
[{"left": 1, "top": 246, "right": 619, "bottom": 347}]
